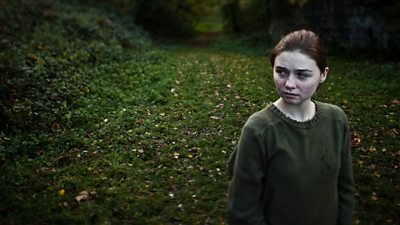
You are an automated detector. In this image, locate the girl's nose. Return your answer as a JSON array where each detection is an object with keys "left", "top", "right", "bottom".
[{"left": 285, "top": 75, "right": 296, "bottom": 89}]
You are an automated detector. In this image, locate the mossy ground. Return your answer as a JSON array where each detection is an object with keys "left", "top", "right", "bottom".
[{"left": 1, "top": 1, "right": 399, "bottom": 224}]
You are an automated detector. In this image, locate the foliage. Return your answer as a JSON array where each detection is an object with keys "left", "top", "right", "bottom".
[
  {"left": 0, "top": 0, "right": 150, "bottom": 154},
  {"left": 211, "top": 32, "right": 272, "bottom": 56},
  {"left": 220, "top": 0, "right": 309, "bottom": 34},
  {"left": 221, "top": 0, "right": 270, "bottom": 33},
  {"left": 1, "top": 0, "right": 399, "bottom": 224},
  {"left": 134, "top": 0, "right": 220, "bottom": 38},
  {"left": 86, "top": 0, "right": 139, "bottom": 15},
  {"left": 193, "top": 0, "right": 224, "bottom": 33},
  {"left": 78, "top": 0, "right": 224, "bottom": 37},
  {"left": 221, "top": 0, "right": 400, "bottom": 51}
]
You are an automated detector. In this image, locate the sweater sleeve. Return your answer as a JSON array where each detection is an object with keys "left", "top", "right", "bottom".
[
  {"left": 227, "top": 122, "right": 267, "bottom": 225},
  {"left": 337, "top": 119, "right": 355, "bottom": 225}
]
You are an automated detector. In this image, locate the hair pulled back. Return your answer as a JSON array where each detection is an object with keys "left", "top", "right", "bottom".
[{"left": 270, "top": 30, "right": 328, "bottom": 73}]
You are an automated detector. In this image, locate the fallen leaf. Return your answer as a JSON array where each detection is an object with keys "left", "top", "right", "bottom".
[
  {"left": 368, "top": 146, "right": 376, "bottom": 152},
  {"left": 81, "top": 87, "right": 90, "bottom": 93},
  {"left": 57, "top": 189, "right": 65, "bottom": 196},
  {"left": 352, "top": 132, "right": 362, "bottom": 147},
  {"left": 75, "top": 191, "right": 89, "bottom": 202},
  {"left": 390, "top": 99, "right": 400, "bottom": 105},
  {"left": 51, "top": 123, "right": 60, "bottom": 129},
  {"left": 371, "top": 192, "right": 378, "bottom": 201},
  {"left": 173, "top": 152, "right": 180, "bottom": 159},
  {"left": 26, "top": 53, "right": 45, "bottom": 64},
  {"left": 99, "top": 18, "right": 111, "bottom": 27}
]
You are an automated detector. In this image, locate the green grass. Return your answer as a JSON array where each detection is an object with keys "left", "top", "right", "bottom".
[{"left": 1, "top": 0, "right": 399, "bottom": 224}]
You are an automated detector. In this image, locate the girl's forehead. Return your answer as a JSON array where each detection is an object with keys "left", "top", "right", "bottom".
[{"left": 275, "top": 51, "right": 318, "bottom": 68}]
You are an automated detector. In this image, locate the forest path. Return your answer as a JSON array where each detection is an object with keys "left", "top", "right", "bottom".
[{"left": 2, "top": 34, "right": 399, "bottom": 225}]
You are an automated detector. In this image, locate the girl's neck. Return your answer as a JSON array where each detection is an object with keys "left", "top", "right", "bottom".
[{"left": 273, "top": 98, "right": 316, "bottom": 122}]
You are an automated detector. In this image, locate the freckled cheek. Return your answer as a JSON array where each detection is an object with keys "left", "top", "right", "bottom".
[
  {"left": 273, "top": 80, "right": 285, "bottom": 92},
  {"left": 299, "top": 83, "right": 319, "bottom": 95},
  {"left": 273, "top": 77, "right": 285, "bottom": 87}
]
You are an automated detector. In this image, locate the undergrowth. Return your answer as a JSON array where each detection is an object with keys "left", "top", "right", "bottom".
[{"left": 0, "top": 0, "right": 399, "bottom": 224}]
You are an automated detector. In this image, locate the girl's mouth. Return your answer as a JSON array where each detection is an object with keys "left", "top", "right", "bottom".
[{"left": 283, "top": 92, "right": 299, "bottom": 97}]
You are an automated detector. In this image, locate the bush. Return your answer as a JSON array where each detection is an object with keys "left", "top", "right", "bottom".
[{"left": 0, "top": 0, "right": 151, "bottom": 157}]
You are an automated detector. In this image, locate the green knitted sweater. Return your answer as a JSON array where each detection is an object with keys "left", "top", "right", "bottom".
[{"left": 227, "top": 101, "right": 354, "bottom": 225}]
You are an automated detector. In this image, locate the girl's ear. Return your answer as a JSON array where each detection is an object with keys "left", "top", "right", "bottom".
[{"left": 320, "top": 67, "right": 329, "bottom": 83}]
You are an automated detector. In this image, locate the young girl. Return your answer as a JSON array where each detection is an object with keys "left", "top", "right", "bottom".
[{"left": 227, "top": 30, "right": 354, "bottom": 225}]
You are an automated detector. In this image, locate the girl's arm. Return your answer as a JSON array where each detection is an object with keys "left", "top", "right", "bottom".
[
  {"left": 337, "top": 120, "right": 355, "bottom": 225},
  {"left": 227, "top": 124, "right": 267, "bottom": 225}
]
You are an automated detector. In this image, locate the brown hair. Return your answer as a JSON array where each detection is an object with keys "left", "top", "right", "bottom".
[{"left": 270, "top": 30, "right": 328, "bottom": 73}]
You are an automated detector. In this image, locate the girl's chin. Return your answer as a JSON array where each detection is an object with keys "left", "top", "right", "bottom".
[{"left": 280, "top": 96, "right": 308, "bottom": 105}]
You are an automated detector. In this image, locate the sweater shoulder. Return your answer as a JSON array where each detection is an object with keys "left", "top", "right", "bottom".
[
  {"left": 243, "top": 106, "right": 278, "bottom": 132},
  {"left": 317, "top": 102, "right": 348, "bottom": 126},
  {"left": 317, "top": 101, "right": 348, "bottom": 121}
]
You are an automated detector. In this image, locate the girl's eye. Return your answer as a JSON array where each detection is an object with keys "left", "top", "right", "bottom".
[
  {"left": 275, "top": 69, "right": 288, "bottom": 77},
  {"left": 297, "top": 72, "right": 310, "bottom": 80}
]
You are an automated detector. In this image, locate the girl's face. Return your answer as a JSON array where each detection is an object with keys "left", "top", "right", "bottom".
[{"left": 273, "top": 51, "right": 328, "bottom": 105}]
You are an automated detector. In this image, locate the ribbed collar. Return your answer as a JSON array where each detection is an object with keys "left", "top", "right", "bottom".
[{"left": 269, "top": 101, "right": 324, "bottom": 128}]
